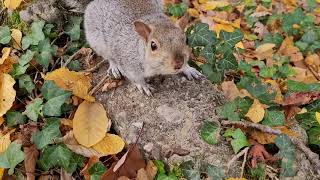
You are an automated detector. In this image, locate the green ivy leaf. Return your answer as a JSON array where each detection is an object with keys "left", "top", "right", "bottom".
[
  {"left": 187, "top": 23, "right": 217, "bottom": 48},
  {"left": 305, "top": 99, "right": 320, "bottom": 112},
  {"left": 64, "top": 153, "right": 86, "bottom": 173},
  {"left": 263, "top": 33, "right": 284, "bottom": 48},
  {"left": 23, "top": 98, "right": 43, "bottom": 121},
  {"left": 65, "top": 16, "right": 83, "bottom": 41},
  {"left": 207, "top": 164, "right": 225, "bottom": 180},
  {"left": 31, "top": 118, "right": 61, "bottom": 149},
  {"left": 67, "top": 60, "right": 82, "bottom": 71},
  {"left": 34, "top": 38, "right": 57, "bottom": 69},
  {"left": 231, "top": 129, "right": 250, "bottom": 153},
  {"left": 11, "top": 64, "right": 29, "bottom": 79},
  {"left": 89, "top": 162, "right": 107, "bottom": 180},
  {"left": 201, "top": 45, "right": 216, "bottom": 64},
  {"left": 237, "top": 76, "right": 276, "bottom": 105},
  {"left": 38, "top": 144, "right": 73, "bottom": 171},
  {"left": 259, "top": 66, "right": 277, "bottom": 78},
  {"left": 202, "top": 64, "right": 223, "bottom": 83},
  {"left": 180, "top": 161, "right": 200, "bottom": 180},
  {"left": 218, "top": 49, "right": 238, "bottom": 70},
  {"left": 0, "top": 26, "right": 11, "bottom": 44},
  {"left": 282, "top": 8, "right": 304, "bottom": 35},
  {"left": 296, "top": 112, "right": 319, "bottom": 130},
  {"left": 200, "top": 121, "right": 220, "bottom": 145},
  {"left": 307, "top": 127, "right": 320, "bottom": 145},
  {"left": 19, "top": 50, "right": 35, "bottom": 66},
  {"left": 219, "top": 29, "right": 243, "bottom": 48},
  {"left": 0, "top": 142, "right": 24, "bottom": 175},
  {"left": 217, "top": 97, "right": 253, "bottom": 121},
  {"left": 5, "top": 111, "right": 27, "bottom": 127},
  {"left": 301, "top": 29, "right": 318, "bottom": 44},
  {"left": 21, "top": 21, "right": 45, "bottom": 50},
  {"left": 275, "top": 135, "right": 297, "bottom": 177},
  {"left": 155, "top": 160, "right": 166, "bottom": 174},
  {"left": 19, "top": 74, "right": 35, "bottom": 94},
  {"left": 41, "top": 81, "right": 72, "bottom": 117},
  {"left": 167, "top": 3, "right": 188, "bottom": 17},
  {"left": 287, "top": 80, "right": 320, "bottom": 92},
  {"left": 261, "top": 110, "right": 285, "bottom": 127}
]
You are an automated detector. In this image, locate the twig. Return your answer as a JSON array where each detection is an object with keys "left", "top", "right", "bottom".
[
  {"left": 84, "top": 60, "right": 106, "bottom": 73},
  {"left": 306, "top": 64, "right": 320, "bottom": 81},
  {"left": 241, "top": 147, "right": 249, "bottom": 178},
  {"left": 62, "top": 48, "right": 82, "bottom": 67},
  {"left": 89, "top": 75, "right": 109, "bottom": 95},
  {"left": 221, "top": 120, "right": 320, "bottom": 175},
  {"left": 227, "top": 147, "right": 249, "bottom": 174}
]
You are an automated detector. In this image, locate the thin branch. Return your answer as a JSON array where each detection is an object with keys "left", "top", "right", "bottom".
[
  {"left": 226, "top": 147, "right": 249, "bottom": 174},
  {"left": 89, "top": 75, "right": 109, "bottom": 95},
  {"left": 221, "top": 120, "right": 320, "bottom": 175},
  {"left": 84, "top": 60, "right": 107, "bottom": 73}
]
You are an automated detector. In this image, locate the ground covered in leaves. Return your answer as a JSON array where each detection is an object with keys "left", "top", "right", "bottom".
[{"left": 0, "top": 0, "right": 320, "bottom": 179}]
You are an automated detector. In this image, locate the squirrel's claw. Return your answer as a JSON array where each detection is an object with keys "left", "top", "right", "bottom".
[
  {"left": 108, "top": 65, "right": 122, "bottom": 79},
  {"left": 135, "top": 83, "right": 154, "bottom": 96},
  {"left": 183, "top": 66, "right": 204, "bottom": 80}
]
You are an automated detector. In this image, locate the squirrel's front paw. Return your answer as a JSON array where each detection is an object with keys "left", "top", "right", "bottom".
[
  {"left": 135, "top": 83, "right": 154, "bottom": 96},
  {"left": 182, "top": 66, "right": 204, "bottom": 80},
  {"left": 107, "top": 65, "right": 122, "bottom": 79}
]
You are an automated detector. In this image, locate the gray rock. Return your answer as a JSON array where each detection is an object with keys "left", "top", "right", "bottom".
[{"left": 94, "top": 69, "right": 242, "bottom": 177}]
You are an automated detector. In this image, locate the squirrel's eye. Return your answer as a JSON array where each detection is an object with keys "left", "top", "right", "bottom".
[{"left": 151, "top": 41, "right": 158, "bottom": 51}]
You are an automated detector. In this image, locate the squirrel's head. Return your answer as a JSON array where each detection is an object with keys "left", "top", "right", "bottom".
[{"left": 134, "top": 16, "right": 190, "bottom": 75}]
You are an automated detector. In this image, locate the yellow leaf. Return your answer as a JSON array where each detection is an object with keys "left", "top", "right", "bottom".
[
  {"left": 187, "top": 8, "right": 200, "bottom": 18},
  {"left": 231, "top": 18, "right": 241, "bottom": 28},
  {"left": 92, "top": 133, "right": 125, "bottom": 155},
  {"left": 251, "top": 126, "right": 297, "bottom": 144},
  {"left": 11, "top": 29, "right": 22, "bottom": 49},
  {"left": 4, "top": 0, "right": 22, "bottom": 9},
  {"left": 235, "top": 42, "right": 244, "bottom": 49},
  {"left": 44, "top": 67, "right": 95, "bottom": 102},
  {"left": 198, "top": 0, "right": 208, "bottom": 4},
  {"left": 316, "top": 112, "right": 320, "bottom": 125},
  {"left": 0, "top": 48, "right": 11, "bottom": 65},
  {"left": 0, "top": 117, "right": 4, "bottom": 126},
  {"left": 0, "top": 132, "right": 11, "bottom": 153},
  {"left": 61, "top": 119, "right": 73, "bottom": 128},
  {"left": 227, "top": 178, "right": 247, "bottom": 180},
  {"left": 203, "top": 1, "right": 229, "bottom": 11},
  {"left": 73, "top": 101, "right": 110, "bottom": 147},
  {"left": 0, "top": 168, "right": 4, "bottom": 180},
  {"left": 0, "top": 57, "right": 17, "bottom": 74},
  {"left": 305, "top": 54, "right": 320, "bottom": 66},
  {"left": 245, "top": 99, "right": 265, "bottom": 123},
  {"left": 0, "top": 73, "right": 16, "bottom": 116},
  {"left": 214, "top": 24, "right": 235, "bottom": 38}
]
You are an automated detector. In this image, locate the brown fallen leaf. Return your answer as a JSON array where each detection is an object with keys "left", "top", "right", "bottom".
[
  {"left": 250, "top": 126, "right": 298, "bottom": 144},
  {"left": 221, "top": 81, "right": 242, "bottom": 100},
  {"left": 249, "top": 143, "right": 278, "bottom": 168},
  {"left": 102, "top": 79, "right": 124, "bottom": 92},
  {"left": 80, "top": 156, "right": 100, "bottom": 180},
  {"left": 102, "top": 144, "right": 146, "bottom": 180},
  {"left": 280, "top": 92, "right": 320, "bottom": 106},
  {"left": 284, "top": 106, "right": 301, "bottom": 121},
  {"left": 17, "top": 123, "right": 38, "bottom": 147},
  {"left": 60, "top": 168, "right": 74, "bottom": 180},
  {"left": 24, "top": 145, "right": 39, "bottom": 180},
  {"left": 278, "top": 37, "right": 303, "bottom": 62}
]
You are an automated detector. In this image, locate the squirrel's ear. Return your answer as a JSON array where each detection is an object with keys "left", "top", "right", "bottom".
[
  {"left": 175, "top": 14, "right": 189, "bottom": 30},
  {"left": 134, "top": 21, "right": 151, "bottom": 42}
]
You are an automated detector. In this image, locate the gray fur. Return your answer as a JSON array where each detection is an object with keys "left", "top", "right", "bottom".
[{"left": 84, "top": 0, "right": 202, "bottom": 95}]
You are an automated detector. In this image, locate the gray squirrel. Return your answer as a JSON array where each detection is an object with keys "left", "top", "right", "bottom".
[{"left": 84, "top": 0, "right": 202, "bottom": 96}]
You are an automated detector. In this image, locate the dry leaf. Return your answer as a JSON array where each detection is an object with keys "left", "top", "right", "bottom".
[
  {"left": 203, "top": 1, "right": 229, "bottom": 11},
  {"left": 0, "top": 56, "right": 17, "bottom": 74},
  {"left": 245, "top": 99, "right": 265, "bottom": 123},
  {"left": 60, "top": 169, "right": 74, "bottom": 180},
  {"left": 187, "top": 8, "right": 200, "bottom": 18},
  {"left": 221, "top": 81, "right": 241, "bottom": 100},
  {"left": 62, "top": 131, "right": 104, "bottom": 158},
  {"left": 0, "top": 48, "right": 11, "bottom": 65},
  {"left": 73, "top": 101, "right": 110, "bottom": 147},
  {"left": 102, "top": 145, "right": 146, "bottom": 180},
  {"left": 278, "top": 37, "right": 303, "bottom": 62},
  {"left": 251, "top": 126, "right": 298, "bottom": 144},
  {"left": 24, "top": 145, "right": 39, "bottom": 180},
  {"left": 0, "top": 73, "right": 16, "bottom": 116},
  {"left": 316, "top": 112, "right": 320, "bottom": 125},
  {"left": 61, "top": 119, "right": 73, "bottom": 128},
  {"left": 0, "top": 117, "right": 4, "bottom": 126},
  {"left": 11, "top": 29, "right": 22, "bottom": 49},
  {"left": 44, "top": 67, "right": 95, "bottom": 102},
  {"left": 92, "top": 133, "right": 125, "bottom": 155},
  {"left": 255, "top": 43, "right": 275, "bottom": 61},
  {"left": 81, "top": 156, "right": 99, "bottom": 180},
  {"left": 4, "top": 0, "right": 22, "bottom": 9},
  {"left": 280, "top": 92, "right": 320, "bottom": 106}
]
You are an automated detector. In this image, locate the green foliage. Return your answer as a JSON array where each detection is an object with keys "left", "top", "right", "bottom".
[
  {"left": 287, "top": 80, "right": 320, "bottom": 92},
  {"left": 248, "top": 163, "right": 266, "bottom": 180},
  {"left": 282, "top": 8, "right": 304, "bottom": 35},
  {"left": 22, "top": 21, "right": 45, "bottom": 50},
  {"left": 217, "top": 97, "right": 253, "bottom": 121},
  {"left": 41, "top": 81, "right": 72, "bottom": 117},
  {"left": 155, "top": 160, "right": 179, "bottom": 180},
  {"left": 206, "top": 164, "right": 225, "bottom": 180},
  {"left": 0, "top": 142, "right": 25, "bottom": 175},
  {"left": 231, "top": 129, "right": 250, "bottom": 153},
  {"left": 34, "top": 38, "right": 57, "bottom": 69},
  {"left": 5, "top": 111, "right": 27, "bottom": 127},
  {"left": 200, "top": 121, "right": 220, "bottom": 145},
  {"left": 65, "top": 17, "right": 83, "bottom": 41},
  {"left": 38, "top": 144, "right": 74, "bottom": 171},
  {"left": 187, "top": 23, "right": 217, "bottom": 48},
  {"left": 23, "top": 98, "right": 43, "bottom": 121},
  {"left": 296, "top": 112, "right": 319, "bottom": 130},
  {"left": 167, "top": 3, "right": 188, "bottom": 17},
  {"left": 275, "top": 135, "right": 297, "bottom": 177},
  {"left": 261, "top": 110, "right": 285, "bottom": 127},
  {"left": 307, "top": 127, "right": 320, "bottom": 145},
  {"left": 0, "top": 26, "right": 11, "bottom": 44},
  {"left": 89, "top": 162, "right": 107, "bottom": 180},
  {"left": 19, "top": 74, "right": 35, "bottom": 94},
  {"left": 180, "top": 161, "right": 201, "bottom": 180},
  {"left": 32, "top": 118, "right": 61, "bottom": 149}
]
